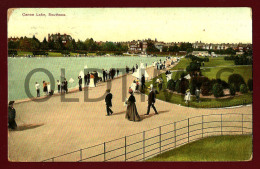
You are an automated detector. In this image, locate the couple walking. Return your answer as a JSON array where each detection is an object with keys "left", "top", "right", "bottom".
[{"left": 105, "top": 86, "right": 158, "bottom": 121}]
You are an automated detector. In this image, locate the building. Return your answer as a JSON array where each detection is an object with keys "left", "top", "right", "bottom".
[
  {"left": 48, "top": 33, "right": 72, "bottom": 45},
  {"left": 8, "top": 36, "right": 20, "bottom": 42},
  {"left": 192, "top": 51, "right": 209, "bottom": 57}
]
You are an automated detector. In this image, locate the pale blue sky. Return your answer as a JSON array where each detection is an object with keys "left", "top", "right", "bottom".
[{"left": 8, "top": 8, "right": 252, "bottom": 43}]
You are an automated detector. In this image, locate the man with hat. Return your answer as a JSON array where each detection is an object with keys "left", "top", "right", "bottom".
[
  {"left": 8, "top": 101, "right": 17, "bottom": 130},
  {"left": 145, "top": 85, "right": 158, "bottom": 115},
  {"left": 105, "top": 89, "right": 113, "bottom": 116},
  {"left": 78, "top": 76, "right": 82, "bottom": 91}
]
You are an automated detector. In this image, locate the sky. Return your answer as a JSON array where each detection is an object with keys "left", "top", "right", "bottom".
[{"left": 8, "top": 8, "right": 252, "bottom": 43}]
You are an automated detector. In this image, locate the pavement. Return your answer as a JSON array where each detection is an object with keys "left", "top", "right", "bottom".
[{"left": 8, "top": 59, "right": 253, "bottom": 162}]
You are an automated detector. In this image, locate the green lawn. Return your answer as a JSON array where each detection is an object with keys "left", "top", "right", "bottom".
[
  {"left": 201, "top": 57, "right": 234, "bottom": 67},
  {"left": 201, "top": 65, "right": 252, "bottom": 83},
  {"left": 17, "top": 51, "right": 33, "bottom": 56},
  {"left": 171, "top": 58, "right": 191, "bottom": 70},
  {"left": 146, "top": 135, "right": 252, "bottom": 161}
]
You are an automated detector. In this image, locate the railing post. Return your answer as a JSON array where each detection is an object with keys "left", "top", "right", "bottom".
[
  {"left": 242, "top": 114, "right": 244, "bottom": 134},
  {"left": 174, "top": 122, "right": 176, "bottom": 148},
  {"left": 159, "top": 126, "right": 161, "bottom": 154},
  {"left": 125, "top": 136, "right": 127, "bottom": 161},
  {"left": 104, "top": 142, "right": 106, "bottom": 162},
  {"left": 202, "top": 115, "right": 204, "bottom": 138},
  {"left": 80, "top": 149, "right": 82, "bottom": 162},
  {"left": 188, "top": 118, "right": 190, "bottom": 143},
  {"left": 221, "top": 114, "right": 223, "bottom": 135},
  {"left": 143, "top": 131, "right": 145, "bottom": 161}
]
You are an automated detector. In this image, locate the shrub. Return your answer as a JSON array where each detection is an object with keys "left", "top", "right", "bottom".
[
  {"left": 229, "top": 83, "right": 236, "bottom": 96},
  {"left": 186, "top": 62, "right": 200, "bottom": 73},
  {"left": 180, "top": 79, "right": 189, "bottom": 94},
  {"left": 167, "top": 79, "right": 175, "bottom": 91},
  {"left": 228, "top": 74, "right": 245, "bottom": 92},
  {"left": 201, "top": 81, "right": 211, "bottom": 96},
  {"left": 212, "top": 83, "right": 224, "bottom": 98},
  {"left": 211, "top": 79, "right": 229, "bottom": 89},
  {"left": 247, "top": 79, "right": 253, "bottom": 91},
  {"left": 240, "top": 84, "right": 248, "bottom": 94},
  {"left": 175, "top": 80, "right": 181, "bottom": 93}
]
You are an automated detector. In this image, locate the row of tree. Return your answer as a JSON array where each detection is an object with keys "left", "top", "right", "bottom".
[{"left": 8, "top": 36, "right": 128, "bottom": 52}]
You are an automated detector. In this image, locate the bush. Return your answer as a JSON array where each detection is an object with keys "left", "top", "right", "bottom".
[
  {"left": 240, "top": 84, "right": 248, "bottom": 94},
  {"left": 180, "top": 79, "right": 189, "bottom": 94},
  {"left": 212, "top": 83, "right": 224, "bottom": 98},
  {"left": 228, "top": 74, "right": 246, "bottom": 92},
  {"left": 186, "top": 62, "right": 200, "bottom": 73},
  {"left": 175, "top": 80, "right": 181, "bottom": 93},
  {"left": 229, "top": 83, "right": 236, "bottom": 96},
  {"left": 247, "top": 79, "right": 253, "bottom": 91},
  {"left": 201, "top": 81, "right": 211, "bottom": 96},
  {"left": 211, "top": 79, "right": 229, "bottom": 89},
  {"left": 167, "top": 79, "right": 175, "bottom": 91}
]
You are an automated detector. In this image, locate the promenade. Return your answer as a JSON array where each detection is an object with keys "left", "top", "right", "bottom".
[{"left": 8, "top": 60, "right": 252, "bottom": 162}]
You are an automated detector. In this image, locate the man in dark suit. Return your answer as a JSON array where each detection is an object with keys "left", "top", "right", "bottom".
[
  {"left": 8, "top": 101, "right": 17, "bottom": 130},
  {"left": 145, "top": 87, "right": 158, "bottom": 115},
  {"left": 141, "top": 74, "right": 145, "bottom": 90},
  {"left": 78, "top": 76, "right": 82, "bottom": 91},
  {"left": 103, "top": 69, "right": 106, "bottom": 82},
  {"left": 105, "top": 89, "right": 113, "bottom": 116}
]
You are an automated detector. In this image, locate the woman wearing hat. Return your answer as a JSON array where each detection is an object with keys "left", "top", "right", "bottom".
[
  {"left": 184, "top": 89, "right": 191, "bottom": 104},
  {"left": 8, "top": 101, "right": 17, "bottom": 130},
  {"left": 125, "top": 88, "right": 141, "bottom": 122}
]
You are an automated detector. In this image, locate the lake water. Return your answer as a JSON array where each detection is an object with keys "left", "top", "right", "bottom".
[{"left": 8, "top": 56, "right": 165, "bottom": 101}]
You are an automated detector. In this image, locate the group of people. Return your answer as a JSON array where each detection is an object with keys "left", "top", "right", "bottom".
[
  {"left": 105, "top": 83, "right": 158, "bottom": 122},
  {"left": 184, "top": 88, "right": 201, "bottom": 105},
  {"left": 102, "top": 69, "right": 119, "bottom": 82}
]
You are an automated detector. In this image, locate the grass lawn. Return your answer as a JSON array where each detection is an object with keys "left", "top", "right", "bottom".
[
  {"left": 146, "top": 135, "right": 252, "bottom": 161},
  {"left": 201, "top": 65, "right": 252, "bottom": 83},
  {"left": 201, "top": 57, "right": 234, "bottom": 67},
  {"left": 17, "top": 51, "right": 33, "bottom": 56},
  {"left": 170, "top": 58, "right": 191, "bottom": 70}
]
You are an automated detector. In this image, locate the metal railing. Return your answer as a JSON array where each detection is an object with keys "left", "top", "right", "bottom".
[{"left": 42, "top": 113, "right": 252, "bottom": 162}]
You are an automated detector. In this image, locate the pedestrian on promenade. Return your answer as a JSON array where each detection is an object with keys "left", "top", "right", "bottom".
[
  {"left": 87, "top": 72, "right": 90, "bottom": 86},
  {"left": 136, "top": 64, "right": 138, "bottom": 70},
  {"left": 145, "top": 86, "right": 158, "bottom": 115},
  {"left": 8, "top": 101, "right": 17, "bottom": 130},
  {"left": 125, "top": 88, "right": 141, "bottom": 121},
  {"left": 105, "top": 70, "right": 108, "bottom": 81},
  {"left": 103, "top": 69, "right": 106, "bottom": 82},
  {"left": 57, "top": 80, "right": 61, "bottom": 93},
  {"left": 35, "top": 82, "right": 40, "bottom": 97},
  {"left": 141, "top": 74, "right": 145, "bottom": 90},
  {"left": 43, "top": 81, "right": 48, "bottom": 95},
  {"left": 105, "top": 89, "right": 113, "bottom": 116},
  {"left": 195, "top": 87, "right": 201, "bottom": 102},
  {"left": 117, "top": 69, "right": 119, "bottom": 76},
  {"left": 132, "top": 66, "right": 135, "bottom": 73},
  {"left": 84, "top": 73, "right": 87, "bottom": 85},
  {"left": 64, "top": 78, "right": 68, "bottom": 93},
  {"left": 184, "top": 89, "right": 191, "bottom": 105},
  {"left": 78, "top": 76, "right": 82, "bottom": 91}
]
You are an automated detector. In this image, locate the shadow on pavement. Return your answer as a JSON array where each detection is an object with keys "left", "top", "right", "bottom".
[
  {"left": 140, "top": 110, "right": 170, "bottom": 120},
  {"left": 10, "top": 123, "right": 44, "bottom": 131}
]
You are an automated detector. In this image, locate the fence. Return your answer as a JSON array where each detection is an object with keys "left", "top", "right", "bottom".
[{"left": 42, "top": 113, "right": 252, "bottom": 162}]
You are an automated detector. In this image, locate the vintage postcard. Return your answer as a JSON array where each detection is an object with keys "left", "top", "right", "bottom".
[{"left": 7, "top": 8, "right": 252, "bottom": 162}]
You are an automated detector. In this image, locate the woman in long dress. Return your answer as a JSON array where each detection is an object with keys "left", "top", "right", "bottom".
[{"left": 125, "top": 88, "right": 141, "bottom": 122}]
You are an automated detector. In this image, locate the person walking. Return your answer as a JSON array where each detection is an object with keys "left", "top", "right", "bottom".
[
  {"left": 184, "top": 89, "right": 191, "bottom": 105},
  {"left": 84, "top": 74, "right": 88, "bottom": 85},
  {"left": 43, "top": 81, "right": 48, "bottom": 95},
  {"left": 103, "top": 69, "right": 106, "bottom": 82},
  {"left": 125, "top": 88, "right": 141, "bottom": 121},
  {"left": 87, "top": 72, "right": 90, "bottom": 86},
  {"left": 8, "top": 101, "right": 17, "bottom": 130},
  {"left": 57, "top": 80, "right": 61, "bottom": 93},
  {"left": 64, "top": 78, "right": 68, "bottom": 93},
  {"left": 195, "top": 87, "right": 201, "bottom": 102},
  {"left": 35, "top": 82, "right": 40, "bottom": 97},
  {"left": 117, "top": 69, "right": 119, "bottom": 76},
  {"left": 145, "top": 86, "right": 158, "bottom": 115},
  {"left": 141, "top": 74, "right": 145, "bottom": 90},
  {"left": 78, "top": 76, "right": 82, "bottom": 91},
  {"left": 105, "top": 89, "right": 113, "bottom": 116}
]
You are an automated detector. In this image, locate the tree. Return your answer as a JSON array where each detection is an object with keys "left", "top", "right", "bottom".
[
  {"left": 8, "top": 41, "right": 19, "bottom": 49},
  {"left": 247, "top": 79, "right": 253, "bottom": 91},
  {"left": 146, "top": 41, "right": 159, "bottom": 52},
  {"left": 240, "top": 84, "right": 248, "bottom": 94},
  {"left": 212, "top": 83, "right": 224, "bottom": 98},
  {"left": 228, "top": 74, "right": 246, "bottom": 92},
  {"left": 41, "top": 37, "right": 48, "bottom": 50},
  {"left": 162, "top": 46, "right": 168, "bottom": 52},
  {"left": 167, "top": 79, "right": 175, "bottom": 91},
  {"left": 229, "top": 83, "right": 236, "bottom": 96}
]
